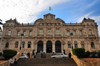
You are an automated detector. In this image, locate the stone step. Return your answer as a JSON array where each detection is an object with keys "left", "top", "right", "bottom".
[
  {"left": 18, "top": 64, "right": 77, "bottom": 66},
  {"left": 17, "top": 58, "right": 77, "bottom": 66}
]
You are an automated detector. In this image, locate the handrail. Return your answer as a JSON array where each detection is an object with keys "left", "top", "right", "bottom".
[
  {"left": 71, "top": 51, "right": 92, "bottom": 66},
  {"left": 0, "top": 50, "right": 22, "bottom": 66}
]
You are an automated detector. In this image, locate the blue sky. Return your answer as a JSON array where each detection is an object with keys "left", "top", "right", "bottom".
[{"left": 0, "top": 0, "right": 100, "bottom": 35}]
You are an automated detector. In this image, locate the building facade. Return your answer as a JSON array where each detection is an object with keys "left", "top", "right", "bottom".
[{"left": 0, "top": 13, "right": 100, "bottom": 55}]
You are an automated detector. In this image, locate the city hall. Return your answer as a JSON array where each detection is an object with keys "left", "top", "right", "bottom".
[{"left": 0, "top": 13, "right": 100, "bottom": 55}]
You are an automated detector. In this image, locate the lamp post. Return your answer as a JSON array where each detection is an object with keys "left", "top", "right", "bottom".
[
  {"left": 63, "top": 41, "right": 65, "bottom": 54},
  {"left": 70, "top": 32, "right": 73, "bottom": 49},
  {"left": 20, "top": 33, "right": 24, "bottom": 50}
]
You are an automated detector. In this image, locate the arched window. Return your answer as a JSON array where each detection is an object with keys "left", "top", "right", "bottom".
[
  {"left": 73, "top": 30, "right": 76, "bottom": 35},
  {"left": 67, "top": 31, "right": 70, "bottom": 36},
  {"left": 91, "top": 42, "right": 95, "bottom": 48},
  {"left": 89, "top": 29, "right": 92, "bottom": 35},
  {"left": 80, "top": 30, "right": 82, "bottom": 35},
  {"left": 5, "top": 42, "right": 9, "bottom": 48}
]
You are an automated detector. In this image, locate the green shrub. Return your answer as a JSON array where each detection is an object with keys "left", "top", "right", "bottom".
[
  {"left": 3, "top": 49, "right": 17, "bottom": 59},
  {"left": 83, "top": 51, "right": 90, "bottom": 58},
  {"left": 0, "top": 52, "right": 2, "bottom": 56},
  {"left": 97, "top": 50, "right": 100, "bottom": 58},
  {"left": 72, "top": 48, "right": 85, "bottom": 58}
]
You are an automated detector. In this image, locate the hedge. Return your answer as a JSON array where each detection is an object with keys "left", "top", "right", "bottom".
[
  {"left": 3, "top": 49, "right": 17, "bottom": 59},
  {"left": 72, "top": 48, "right": 85, "bottom": 58},
  {"left": 0, "top": 52, "right": 2, "bottom": 56}
]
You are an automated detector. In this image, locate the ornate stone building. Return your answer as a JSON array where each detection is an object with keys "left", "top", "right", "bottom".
[{"left": 0, "top": 13, "right": 100, "bottom": 55}]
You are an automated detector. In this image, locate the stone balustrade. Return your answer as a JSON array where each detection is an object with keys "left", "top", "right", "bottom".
[
  {"left": 0, "top": 50, "right": 22, "bottom": 66},
  {"left": 71, "top": 51, "right": 92, "bottom": 66}
]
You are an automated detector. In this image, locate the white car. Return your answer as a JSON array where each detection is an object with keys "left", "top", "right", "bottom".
[
  {"left": 51, "top": 53, "right": 68, "bottom": 58},
  {"left": 21, "top": 55, "right": 28, "bottom": 58}
]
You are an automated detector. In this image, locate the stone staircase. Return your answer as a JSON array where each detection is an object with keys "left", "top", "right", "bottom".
[{"left": 17, "top": 58, "right": 77, "bottom": 66}]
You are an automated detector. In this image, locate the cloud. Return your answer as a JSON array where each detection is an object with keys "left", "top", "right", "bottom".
[
  {"left": 90, "top": 16, "right": 100, "bottom": 22},
  {"left": 0, "top": 0, "right": 70, "bottom": 23},
  {"left": 77, "top": 11, "right": 93, "bottom": 22},
  {"left": 86, "top": 0, "right": 98, "bottom": 8}
]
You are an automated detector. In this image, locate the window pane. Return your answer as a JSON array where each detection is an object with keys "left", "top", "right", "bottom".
[
  {"left": 68, "top": 44, "right": 71, "bottom": 48},
  {"left": 67, "top": 31, "right": 70, "bottom": 36},
  {"left": 8, "top": 31, "right": 11, "bottom": 35},
  {"left": 91, "top": 42, "right": 95, "bottom": 48},
  {"left": 29, "top": 32, "right": 32, "bottom": 36},
  {"left": 81, "top": 44, "right": 84, "bottom": 48},
  {"left": 15, "top": 44, "right": 18, "bottom": 48},
  {"left": 75, "top": 44, "right": 78, "bottom": 48},
  {"left": 24, "top": 32, "right": 26, "bottom": 36},
  {"left": 28, "top": 44, "right": 31, "bottom": 48},
  {"left": 22, "top": 44, "right": 24, "bottom": 48},
  {"left": 17, "top": 32, "right": 20, "bottom": 36}
]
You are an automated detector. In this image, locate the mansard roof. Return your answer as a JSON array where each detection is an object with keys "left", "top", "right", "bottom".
[
  {"left": 55, "top": 18, "right": 65, "bottom": 23},
  {"left": 82, "top": 18, "right": 94, "bottom": 22}
]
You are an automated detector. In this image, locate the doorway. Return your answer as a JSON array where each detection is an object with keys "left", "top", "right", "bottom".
[
  {"left": 46, "top": 41, "right": 52, "bottom": 53},
  {"left": 37, "top": 41, "right": 43, "bottom": 53},
  {"left": 55, "top": 41, "right": 61, "bottom": 53}
]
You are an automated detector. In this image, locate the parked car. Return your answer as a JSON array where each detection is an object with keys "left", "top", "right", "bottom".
[
  {"left": 51, "top": 53, "right": 68, "bottom": 58},
  {"left": 21, "top": 55, "right": 28, "bottom": 58},
  {"left": 0, "top": 56, "right": 5, "bottom": 60}
]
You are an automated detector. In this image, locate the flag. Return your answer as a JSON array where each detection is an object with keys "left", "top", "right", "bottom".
[{"left": 49, "top": 7, "right": 53, "bottom": 11}]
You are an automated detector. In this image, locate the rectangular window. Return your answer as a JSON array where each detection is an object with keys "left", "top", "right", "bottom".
[
  {"left": 81, "top": 41, "right": 84, "bottom": 43},
  {"left": 8, "top": 31, "right": 11, "bottom": 35},
  {"left": 68, "top": 44, "right": 71, "bottom": 48},
  {"left": 29, "top": 31, "right": 32, "bottom": 36},
  {"left": 28, "top": 44, "right": 31, "bottom": 48},
  {"left": 23, "top": 31, "right": 26, "bottom": 36},
  {"left": 17, "top": 31, "right": 20, "bottom": 36},
  {"left": 67, "top": 31, "right": 70, "bottom": 36},
  {"left": 47, "top": 28, "right": 51, "bottom": 35},
  {"left": 56, "top": 28, "right": 60, "bottom": 35},
  {"left": 73, "top": 31, "right": 76, "bottom": 35},
  {"left": 80, "top": 30, "right": 82, "bottom": 35},
  {"left": 89, "top": 30, "right": 92, "bottom": 35},
  {"left": 39, "top": 28, "right": 43, "bottom": 35},
  {"left": 15, "top": 44, "right": 18, "bottom": 48},
  {"left": 74, "top": 41, "right": 77, "bottom": 43},
  {"left": 22, "top": 44, "right": 24, "bottom": 48},
  {"left": 81, "top": 44, "right": 84, "bottom": 48},
  {"left": 75, "top": 44, "right": 78, "bottom": 48}
]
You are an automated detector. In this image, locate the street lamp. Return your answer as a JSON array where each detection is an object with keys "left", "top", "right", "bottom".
[
  {"left": 70, "top": 32, "right": 73, "bottom": 49},
  {"left": 20, "top": 33, "right": 24, "bottom": 50},
  {"left": 63, "top": 41, "right": 65, "bottom": 54}
]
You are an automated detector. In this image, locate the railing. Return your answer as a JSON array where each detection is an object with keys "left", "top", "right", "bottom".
[
  {"left": 0, "top": 50, "right": 22, "bottom": 66},
  {"left": 71, "top": 51, "right": 92, "bottom": 66},
  {"left": 0, "top": 60, "right": 10, "bottom": 66}
]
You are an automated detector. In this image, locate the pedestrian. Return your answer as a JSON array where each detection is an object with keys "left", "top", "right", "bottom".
[
  {"left": 14, "top": 58, "right": 19, "bottom": 66},
  {"left": 40, "top": 50, "right": 43, "bottom": 58},
  {"left": 43, "top": 52, "right": 46, "bottom": 58},
  {"left": 9, "top": 57, "right": 13, "bottom": 66}
]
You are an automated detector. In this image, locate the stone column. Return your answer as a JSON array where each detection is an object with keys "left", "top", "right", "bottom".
[
  {"left": 52, "top": 41, "right": 55, "bottom": 53},
  {"left": 43, "top": 41, "right": 46, "bottom": 53}
]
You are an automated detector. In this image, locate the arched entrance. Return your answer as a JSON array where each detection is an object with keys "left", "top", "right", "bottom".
[
  {"left": 5, "top": 42, "right": 9, "bottom": 48},
  {"left": 46, "top": 41, "right": 52, "bottom": 53},
  {"left": 55, "top": 41, "right": 61, "bottom": 53},
  {"left": 37, "top": 41, "right": 43, "bottom": 53},
  {"left": 91, "top": 42, "right": 95, "bottom": 48}
]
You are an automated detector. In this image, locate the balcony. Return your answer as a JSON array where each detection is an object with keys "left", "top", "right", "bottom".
[
  {"left": 37, "top": 34, "right": 44, "bottom": 37},
  {"left": 4, "top": 35, "right": 11, "bottom": 38}
]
